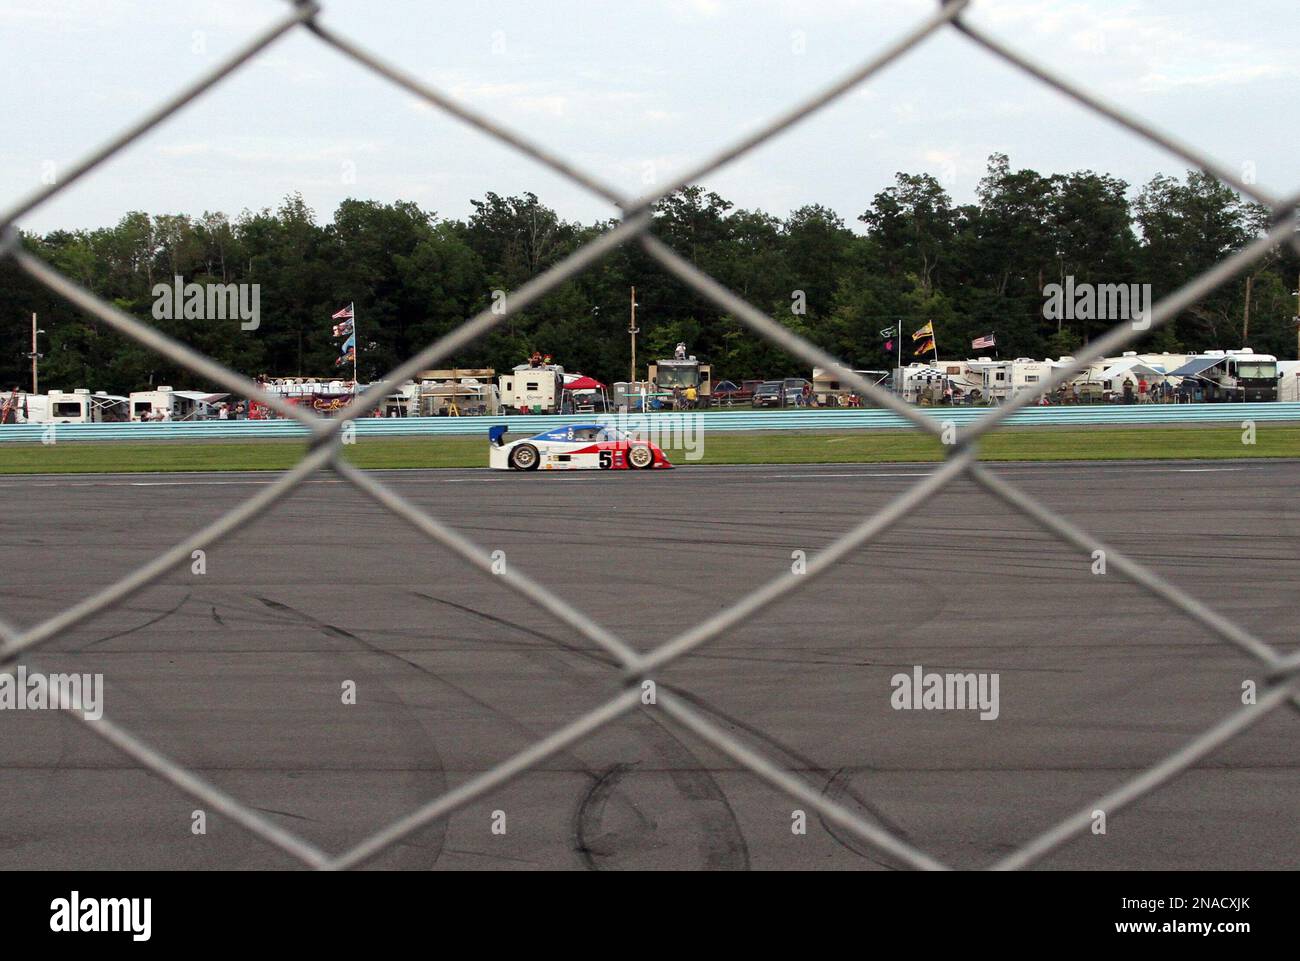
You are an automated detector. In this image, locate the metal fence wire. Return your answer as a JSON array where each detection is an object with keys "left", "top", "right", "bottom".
[{"left": 1, "top": 0, "right": 1298, "bottom": 871}]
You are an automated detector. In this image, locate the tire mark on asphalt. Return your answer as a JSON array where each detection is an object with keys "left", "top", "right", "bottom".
[
  {"left": 573, "top": 762, "right": 645, "bottom": 869},
  {"left": 666, "top": 686, "right": 911, "bottom": 869},
  {"left": 253, "top": 595, "right": 449, "bottom": 869},
  {"left": 80, "top": 591, "right": 191, "bottom": 648},
  {"left": 412, "top": 591, "right": 751, "bottom": 870}
]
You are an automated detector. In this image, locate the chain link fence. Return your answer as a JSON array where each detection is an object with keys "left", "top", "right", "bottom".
[{"left": 1, "top": 0, "right": 1297, "bottom": 871}]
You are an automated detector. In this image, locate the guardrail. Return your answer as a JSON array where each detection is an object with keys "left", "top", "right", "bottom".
[{"left": 3, "top": 402, "right": 1298, "bottom": 441}]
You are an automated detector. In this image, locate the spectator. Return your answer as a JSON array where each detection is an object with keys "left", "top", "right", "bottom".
[
  {"left": 1122, "top": 379, "right": 1135, "bottom": 404},
  {"left": 1137, "top": 376, "right": 1149, "bottom": 402}
]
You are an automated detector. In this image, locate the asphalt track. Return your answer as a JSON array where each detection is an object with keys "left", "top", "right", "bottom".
[{"left": 1, "top": 459, "right": 1296, "bottom": 870}]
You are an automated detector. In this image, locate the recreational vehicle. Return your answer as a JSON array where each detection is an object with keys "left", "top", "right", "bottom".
[
  {"left": 499, "top": 362, "right": 565, "bottom": 414},
  {"left": 812, "top": 367, "right": 891, "bottom": 405},
  {"left": 128, "top": 386, "right": 229, "bottom": 421},
  {"left": 42, "top": 389, "right": 129, "bottom": 424},
  {"left": 1167, "top": 349, "right": 1278, "bottom": 402}
]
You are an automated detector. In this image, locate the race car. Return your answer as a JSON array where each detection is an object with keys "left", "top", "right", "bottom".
[{"left": 488, "top": 424, "right": 673, "bottom": 471}]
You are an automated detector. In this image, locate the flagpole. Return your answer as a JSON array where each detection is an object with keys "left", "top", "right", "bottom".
[
  {"left": 351, "top": 302, "right": 358, "bottom": 389},
  {"left": 931, "top": 320, "right": 939, "bottom": 365}
]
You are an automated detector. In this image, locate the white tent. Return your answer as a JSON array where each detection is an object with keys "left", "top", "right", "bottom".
[{"left": 1096, "top": 359, "right": 1167, "bottom": 385}]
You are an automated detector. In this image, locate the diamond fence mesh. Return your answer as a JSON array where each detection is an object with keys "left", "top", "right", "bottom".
[{"left": 1, "top": 0, "right": 1297, "bottom": 871}]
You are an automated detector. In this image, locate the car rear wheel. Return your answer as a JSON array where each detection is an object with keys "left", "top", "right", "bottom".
[
  {"left": 628, "top": 445, "right": 654, "bottom": 469},
  {"left": 509, "top": 443, "right": 540, "bottom": 470}
]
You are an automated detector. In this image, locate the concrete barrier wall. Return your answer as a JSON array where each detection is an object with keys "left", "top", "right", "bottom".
[{"left": 2, "top": 403, "right": 1298, "bottom": 442}]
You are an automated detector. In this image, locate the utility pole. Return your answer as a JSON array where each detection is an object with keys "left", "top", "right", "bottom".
[
  {"left": 628, "top": 286, "right": 639, "bottom": 383},
  {"left": 28, "top": 313, "right": 44, "bottom": 395},
  {"left": 1295, "top": 270, "right": 1299, "bottom": 361},
  {"left": 1242, "top": 274, "right": 1252, "bottom": 346}
]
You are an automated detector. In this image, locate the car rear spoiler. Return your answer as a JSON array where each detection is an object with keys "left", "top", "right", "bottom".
[{"left": 488, "top": 425, "right": 509, "bottom": 447}]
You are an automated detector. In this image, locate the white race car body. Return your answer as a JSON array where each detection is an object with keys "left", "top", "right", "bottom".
[{"left": 488, "top": 424, "right": 673, "bottom": 471}]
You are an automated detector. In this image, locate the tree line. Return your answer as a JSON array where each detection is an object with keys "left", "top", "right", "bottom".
[{"left": 3, "top": 153, "right": 1296, "bottom": 395}]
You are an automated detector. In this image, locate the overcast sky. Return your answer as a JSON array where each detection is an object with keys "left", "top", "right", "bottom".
[{"left": 2, "top": 0, "right": 1297, "bottom": 235}]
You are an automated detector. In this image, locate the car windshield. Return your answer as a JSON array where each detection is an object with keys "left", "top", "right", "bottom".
[{"left": 756, "top": 384, "right": 781, "bottom": 394}]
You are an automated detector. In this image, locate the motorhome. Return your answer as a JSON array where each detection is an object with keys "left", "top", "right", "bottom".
[
  {"left": 811, "top": 367, "right": 891, "bottom": 405},
  {"left": 1167, "top": 349, "right": 1278, "bottom": 402},
  {"left": 42, "top": 389, "right": 129, "bottom": 424},
  {"left": 647, "top": 352, "right": 712, "bottom": 404},
  {"left": 128, "top": 386, "right": 229, "bottom": 421},
  {"left": 499, "top": 362, "right": 565, "bottom": 414},
  {"left": 897, "top": 358, "right": 1053, "bottom": 403},
  {"left": 895, "top": 361, "right": 983, "bottom": 403}
]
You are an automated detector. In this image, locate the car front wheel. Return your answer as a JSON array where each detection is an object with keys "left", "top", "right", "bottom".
[{"left": 628, "top": 445, "right": 654, "bottom": 469}]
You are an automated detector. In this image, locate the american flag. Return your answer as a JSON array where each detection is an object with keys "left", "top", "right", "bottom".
[
  {"left": 331, "top": 304, "right": 354, "bottom": 320},
  {"left": 971, "top": 333, "right": 996, "bottom": 350}
]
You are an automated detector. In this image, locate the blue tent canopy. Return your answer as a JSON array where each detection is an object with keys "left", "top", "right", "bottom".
[{"left": 1168, "top": 357, "right": 1227, "bottom": 377}]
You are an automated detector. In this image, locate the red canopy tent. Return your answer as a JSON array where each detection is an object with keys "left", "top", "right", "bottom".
[
  {"left": 562, "top": 374, "right": 609, "bottom": 411},
  {"left": 563, "top": 374, "right": 606, "bottom": 391}
]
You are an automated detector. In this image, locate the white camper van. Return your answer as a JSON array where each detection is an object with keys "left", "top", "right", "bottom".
[
  {"left": 129, "top": 386, "right": 228, "bottom": 421},
  {"left": 499, "top": 362, "right": 565, "bottom": 414},
  {"left": 44, "top": 389, "right": 129, "bottom": 424},
  {"left": 954, "top": 357, "right": 1052, "bottom": 402}
]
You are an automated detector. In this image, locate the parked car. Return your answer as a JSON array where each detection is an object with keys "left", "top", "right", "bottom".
[
  {"left": 752, "top": 381, "right": 785, "bottom": 408},
  {"left": 782, "top": 378, "right": 812, "bottom": 406}
]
